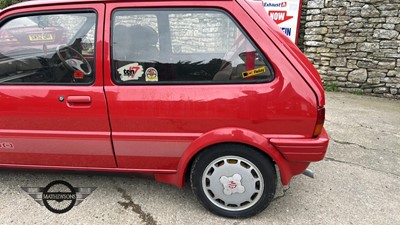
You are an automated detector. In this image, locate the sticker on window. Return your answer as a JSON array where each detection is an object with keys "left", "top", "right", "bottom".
[
  {"left": 242, "top": 66, "right": 266, "bottom": 79},
  {"left": 118, "top": 63, "right": 144, "bottom": 81},
  {"left": 145, "top": 67, "right": 158, "bottom": 82}
]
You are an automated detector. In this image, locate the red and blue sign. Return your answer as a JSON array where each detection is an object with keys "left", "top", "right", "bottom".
[{"left": 263, "top": 0, "right": 302, "bottom": 44}]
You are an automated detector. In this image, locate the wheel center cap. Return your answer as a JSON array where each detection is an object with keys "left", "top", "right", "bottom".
[{"left": 220, "top": 174, "right": 245, "bottom": 195}]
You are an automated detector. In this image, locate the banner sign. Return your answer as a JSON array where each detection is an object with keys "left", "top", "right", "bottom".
[{"left": 262, "top": 0, "right": 302, "bottom": 44}]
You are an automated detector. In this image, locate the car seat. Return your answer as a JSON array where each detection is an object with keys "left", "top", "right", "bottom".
[
  {"left": 129, "top": 25, "right": 159, "bottom": 62},
  {"left": 113, "top": 25, "right": 133, "bottom": 60}
]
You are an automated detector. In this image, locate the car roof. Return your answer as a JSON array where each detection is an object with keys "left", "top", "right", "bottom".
[
  {"left": 2, "top": 0, "right": 233, "bottom": 15},
  {"left": 7, "top": 0, "right": 233, "bottom": 10}
]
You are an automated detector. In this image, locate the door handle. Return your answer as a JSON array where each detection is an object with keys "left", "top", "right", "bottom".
[
  {"left": 67, "top": 96, "right": 92, "bottom": 103},
  {"left": 66, "top": 96, "right": 91, "bottom": 107}
]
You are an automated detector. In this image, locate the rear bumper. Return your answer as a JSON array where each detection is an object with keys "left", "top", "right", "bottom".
[{"left": 270, "top": 128, "right": 329, "bottom": 162}]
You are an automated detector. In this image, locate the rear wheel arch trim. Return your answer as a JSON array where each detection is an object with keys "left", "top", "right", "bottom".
[{"left": 174, "top": 128, "right": 292, "bottom": 187}]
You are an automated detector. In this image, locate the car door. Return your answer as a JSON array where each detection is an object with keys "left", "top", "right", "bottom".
[
  {"left": 103, "top": 2, "right": 294, "bottom": 172},
  {"left": 0, "top": 4, "right": 116, "bottom": 168}
]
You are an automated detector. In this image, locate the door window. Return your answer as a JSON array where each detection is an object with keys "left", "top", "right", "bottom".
[
  {"left": 111, "top": 9, "right": 273, "bottom": 84},
  {"left": 0, "top": 12, "right": 96, "bottom": 84}
]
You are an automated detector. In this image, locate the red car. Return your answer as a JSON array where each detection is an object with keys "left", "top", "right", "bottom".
[{"left": 0, "top": 0, "right": 329, "bottom": 218}]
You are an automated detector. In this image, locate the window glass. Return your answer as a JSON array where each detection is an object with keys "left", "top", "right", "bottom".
[
  {"left": 0, "top": 12, "right": 96, "bottom": 84},
  {"left": 112, "top": 9, "right": 273, "bottom": 83},
  {"left": 169, "top": 13, "right": 235, "bottom": 54},
  {"left": 113, "top": 13, "right": 158, "bottom": 61}
]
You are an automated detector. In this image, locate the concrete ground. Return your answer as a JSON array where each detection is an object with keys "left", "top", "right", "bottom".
[{"left": 0, "top": 92, "right": 399, "bottom": 225}]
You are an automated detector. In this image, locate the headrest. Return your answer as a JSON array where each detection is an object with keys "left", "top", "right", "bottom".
[{"left": 130, "top": 25, "right": 158, "bottom": 46}]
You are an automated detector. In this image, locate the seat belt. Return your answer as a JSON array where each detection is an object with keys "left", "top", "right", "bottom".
[{"left": 245, "top": 51, "right": 255, "bottom": 80}]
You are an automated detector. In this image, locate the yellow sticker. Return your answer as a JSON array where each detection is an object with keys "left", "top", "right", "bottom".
[{"left": 242, "top": 66, "right": 267, "bottom": 79}]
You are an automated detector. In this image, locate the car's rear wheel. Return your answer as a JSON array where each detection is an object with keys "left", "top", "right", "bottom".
[{"left": 190, "top": 143, "right": 277, "bottom": 218}]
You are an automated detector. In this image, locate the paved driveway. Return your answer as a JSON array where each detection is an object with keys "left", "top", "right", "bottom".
[{"left": 0, "top": 92, "right": 399, "bottom": 224}]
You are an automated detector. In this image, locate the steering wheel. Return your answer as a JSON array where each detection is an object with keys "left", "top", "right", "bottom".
[{"left": 56, "top": 45, "right": 92, "bottom": 76}]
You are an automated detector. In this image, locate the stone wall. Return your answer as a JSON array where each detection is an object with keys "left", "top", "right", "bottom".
[
  {"left": 115, "top": 12, "right": 236, "bottom": 54},
  {"left": 300, "top": 0, "right": 400, "bottom": 99}
]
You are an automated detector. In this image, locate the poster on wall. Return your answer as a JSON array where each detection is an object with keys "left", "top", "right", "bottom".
[{"left": 262, "top": 0, "right": 302, "bottom": 44}]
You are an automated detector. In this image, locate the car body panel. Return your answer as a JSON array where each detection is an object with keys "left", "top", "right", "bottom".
[
  {"left": 238, "top": 0, "right": 325, "bottom": 106},
  {"left": 270, "top": 128, "right": 329, "bottom": 162}
]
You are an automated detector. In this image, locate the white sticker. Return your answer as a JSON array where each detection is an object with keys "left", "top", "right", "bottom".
[
  {"left": 118, "top": 63, "right": 144, "bottom": 81},
  {"left": 145, "top": 67, "right": 158, "bottom": 82}
]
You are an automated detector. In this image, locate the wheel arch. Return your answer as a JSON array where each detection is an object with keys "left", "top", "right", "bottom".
[{"left": 155, "top": 127, "right": 294, "bottom": 187}]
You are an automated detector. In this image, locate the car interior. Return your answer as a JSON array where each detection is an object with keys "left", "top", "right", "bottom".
[{"left": 0, "top": 13, "right": 96, "bottom": 84}]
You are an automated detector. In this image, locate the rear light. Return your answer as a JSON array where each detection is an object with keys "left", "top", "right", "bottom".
[
  {"left": 0, "top": 30, "right": 20, "bottom": 46},
  {"left": 313, "top": 106, "right": 325, "bottom": 137}
]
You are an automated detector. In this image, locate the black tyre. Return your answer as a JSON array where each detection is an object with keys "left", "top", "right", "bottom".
[{"left": 190, "top": 143, "right": 277, "bottom": 218}]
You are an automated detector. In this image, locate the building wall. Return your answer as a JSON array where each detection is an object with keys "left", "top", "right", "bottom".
[{"left": 299, "top": 0, "right": 400, "bottom": 98}]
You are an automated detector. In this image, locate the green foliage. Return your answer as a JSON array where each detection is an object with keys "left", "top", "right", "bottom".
[
  {"left": 351, "top": 89, "right": 364, "bottom": 95},
  {"left": 0, "top": 0, "right": 26, "bottom": 9},
  {"left": 325, "top": 82, "right": 338, "bottom": 92}
]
